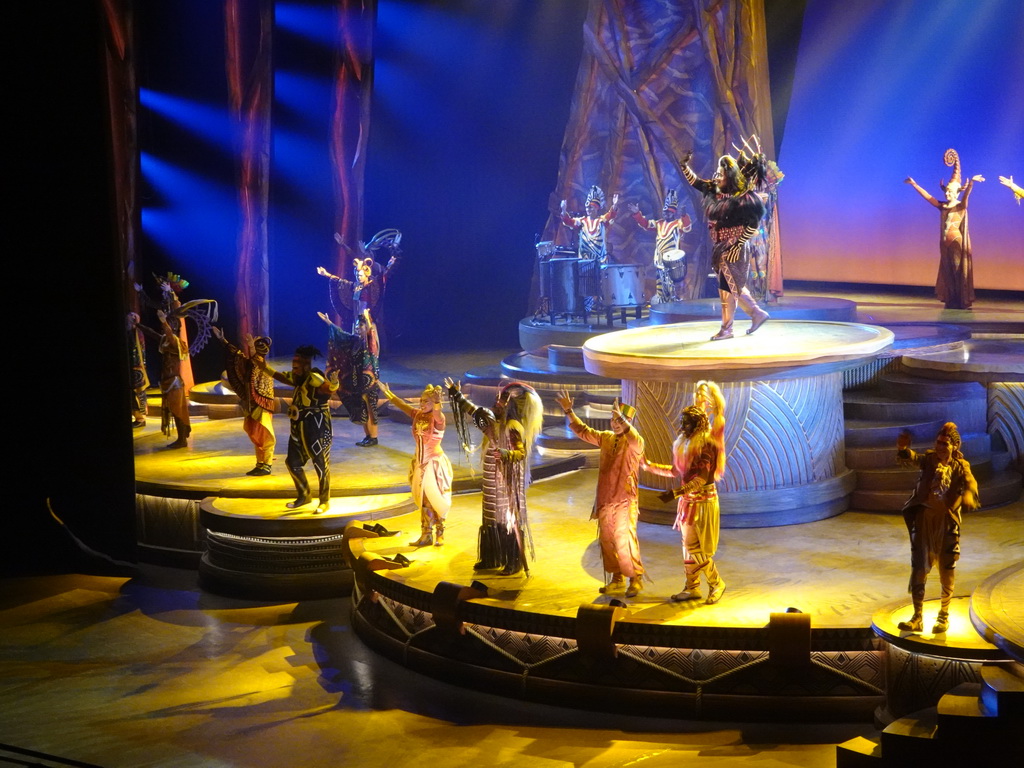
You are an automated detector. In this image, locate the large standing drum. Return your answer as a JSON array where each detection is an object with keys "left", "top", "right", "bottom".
[
  {"left": 662, "top": 249, "right": 687, "bottom": 284},
  {"left": 578, "top": 258, "right": 600, "bottom": 300},
  {"left": 547, "top": 257, "right": 580, "bottom": 314},
  {"left": 601, "top": 263, "right": 648, "bottom": 307}
]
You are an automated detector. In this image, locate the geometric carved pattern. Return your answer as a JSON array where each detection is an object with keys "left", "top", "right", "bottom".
[
  {"left": 352, "top": 573, "right": 886, "bottom": 720},
  {"left": 633, "top": 373, "right": 847, "bottom": 492},
  {"left": 465, "top": 625, "right": 578, "bottom": 668},
  {"left": 884, "top": 643, "right": 986, "bottom": 719},
  {"left": 989, "top": 382, "right": 1024, "bottom": 473}
]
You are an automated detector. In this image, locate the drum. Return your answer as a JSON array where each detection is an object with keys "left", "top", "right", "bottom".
[
  {"left": 600, "top": 263, "right": 648, "bottom": 307},
  {"left": 662, "top": 248, "right": 687, "bottom": 283},
  {"left": 535, "top": 240, "right": 557, "bottom": 258},
  {"left": 548, "top": 258, "right": 580, "bottom": 314}
]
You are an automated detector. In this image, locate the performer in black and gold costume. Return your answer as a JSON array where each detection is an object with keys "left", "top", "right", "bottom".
[
  {"left": 680, "top": 150, "right": 769, "bottom": 340},
  {"left": 262, "top": 345, "right": 338, "bottom": 514}
]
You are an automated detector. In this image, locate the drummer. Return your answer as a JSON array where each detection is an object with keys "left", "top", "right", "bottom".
[
  {"left": 629, "top": 188, "right": 692, "bottom": 303},
  {"left": 560, "top": 185, "right": 619, "bottom": 312}
]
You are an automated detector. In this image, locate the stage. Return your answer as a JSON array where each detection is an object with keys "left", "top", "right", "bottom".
[{"left": 128, "top": 287, "right": 1024, "bottom": 723}]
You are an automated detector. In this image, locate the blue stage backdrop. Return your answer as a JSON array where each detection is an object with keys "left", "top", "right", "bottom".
[{"left": 779, "top": 0, "right": 1024, "bottom": 291}]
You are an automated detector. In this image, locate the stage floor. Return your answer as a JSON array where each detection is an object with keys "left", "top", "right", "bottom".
[{"left": 351, "top": 467, "right": 1023, "bottom": 631}]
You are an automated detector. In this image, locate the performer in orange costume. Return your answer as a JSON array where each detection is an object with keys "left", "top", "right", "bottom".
[
  {"left": 212, "top": 326, "right": 277, "bottom": 476},
  {"left": 556, "top": 389, "right": 650, "bottom": 598}
]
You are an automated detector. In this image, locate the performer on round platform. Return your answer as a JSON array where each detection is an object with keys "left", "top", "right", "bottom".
[
  {"left": 734, "top": 135, "right": 785, "bottom": 303},
  {"left": 895, "top": 423, "right": 979, "bottom": 634},
  {"left": 262, "top": 345, "right": 338, "bottom": 514},
  {"left": 555, "top": 389, "right": 649, "bottom": 597},
  {"left": 628, "top": 188, "right": 692, "bottom": 304},
  {"left": 650, "top": 381, "right": 728, "bottom": 604},
  {"left": 211, "top": 326, "right": 277, "bottom": 476},
  {"left": 380, "top": 382, "right": 453, "bottom": 548},
  {"left": 680, "top": 150, "right": 769, "bottom": 340},
  {"left": 560, "top": 185, "right": 619, "bottom": 311},
  {"left": 905, "top": 149, "right": 983, "bottom": 310},
  {"left": 319, "top": 309, "right": 380, "bottom": 447},
  {"left": 445, "top": 379, "right": 543, "bottom": 576},
  {"left": 126, "top": 312, "right": 149, "bottom": 429},
  {"left": 133, "top": 309, "right": 192, "bottom": 449}
]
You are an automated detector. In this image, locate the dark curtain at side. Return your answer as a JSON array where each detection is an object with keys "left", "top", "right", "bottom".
[
  {"left": 330, "top": 0, "right": 376, "bottom": 269},
  {"left": 102, "top": 0, "right": 140, "bottom": 312},
  {"left": 226, "top": 0, "right": 274, "bottom": 340},
  {"left": 542, "top": 0, "right": 775, "bottom": 299}
]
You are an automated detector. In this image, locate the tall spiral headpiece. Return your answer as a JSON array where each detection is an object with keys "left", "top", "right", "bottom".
[
  {"left": 585, "top": 185, "right": 606, "bottom": 209},
  {"left": 663, "top": 188, "right": 679, "bottom": 212},
  {"left": 943, "top": 148, "right": 962, "bottom": 190}
]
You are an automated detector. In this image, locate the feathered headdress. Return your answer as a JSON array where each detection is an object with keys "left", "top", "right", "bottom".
[
  {"left": 663, "top": 188, "right": 679, "bottom": 212},
  {"left": 585, "top": 185, "right": 606, "bottom": 209}
]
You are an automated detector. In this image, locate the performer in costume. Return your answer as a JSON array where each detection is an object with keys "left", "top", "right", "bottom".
[
  {"left": 998, "top": 174, "right": 1023, "bottom": 204},
  {"left": 733, "top": 135, "right": 785, "bottom": 303},
  {"left": 380, "top": 382, "right": 453, "bottom": 547},
  {"left": 905, "top": 148, "right": 984, "bottom": 310},
  {"left": 895, "top": 423, "right": 978, "bottom": 634},
  {"left": 555, "top": 389, "right": 650, "bottom": 597},
  {"left": 320, "top": 309, "right": 380, "bottom": 447},
  {"left": 560, "top": 186, "right": 619, "bottom": 312},
  {"left": 135, "top": 309, "right": 192, "bottom": 449},
  {"left": 134, "top": 272, "right": 218, "bottom": 394},
  {"left": 445, "top": 378, "right": 543, "bottom": 576},
  {"left": 680, "top": 150, "right": 769, "bottom": 340},
  {"left": 126, "top": 312, "right": 149, "bottom": 428},
  {"left": 628, "top": 188, "right": 692, "bottom": 304},
  {"left": 211, "top": 326, "right": 277, "bottom": 476},
  {"left": 317, "top": 228, "right": 400, "bottom": 330},
  {"left": 261, "top": 344, "right": 338, "bottom": 514},
  {"left": 648, "top": 381, "right": 728, "bottom": 604}
]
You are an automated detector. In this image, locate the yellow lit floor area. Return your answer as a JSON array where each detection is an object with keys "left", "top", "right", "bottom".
[{"left": 3, "top": 481, "right": 1022, "bottom": 767}]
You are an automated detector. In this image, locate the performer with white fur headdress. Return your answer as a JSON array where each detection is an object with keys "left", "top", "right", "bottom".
[{"left": 446, "top": 378, "right": 543, "bottom": 576}]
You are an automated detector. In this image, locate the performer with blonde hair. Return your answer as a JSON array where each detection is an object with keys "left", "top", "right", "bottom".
[
  {"left": 649, "top": 381, "right": 728, "bottom": 604},
  {"left": 380, "top": 382, "right": 453, "bottom": 547}
]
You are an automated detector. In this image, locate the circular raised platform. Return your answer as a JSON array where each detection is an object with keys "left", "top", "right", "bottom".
[
  {"left": 970, "top": 561, "right": 1024, "bottom": 664},
  {"left": 872, "top": 597, "right": 1006, "bottom": 660},
  {"left": 901, "top": 338, "right": 1024, "bottom": 383},
  {"left": 649, "top": 296, "right": 858, "bottom": 325},
  {"left": 583, "top": 320, "right": 894, "bottom": 381},
  {"left": 200, "top": 494, "right": 415, "bottom": 537},
  {"left": 518, "top": 315, "right": 634, "bottom": 356},
  {"left": 580, "top": 321, "right": 892, "bottom": 527}
]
